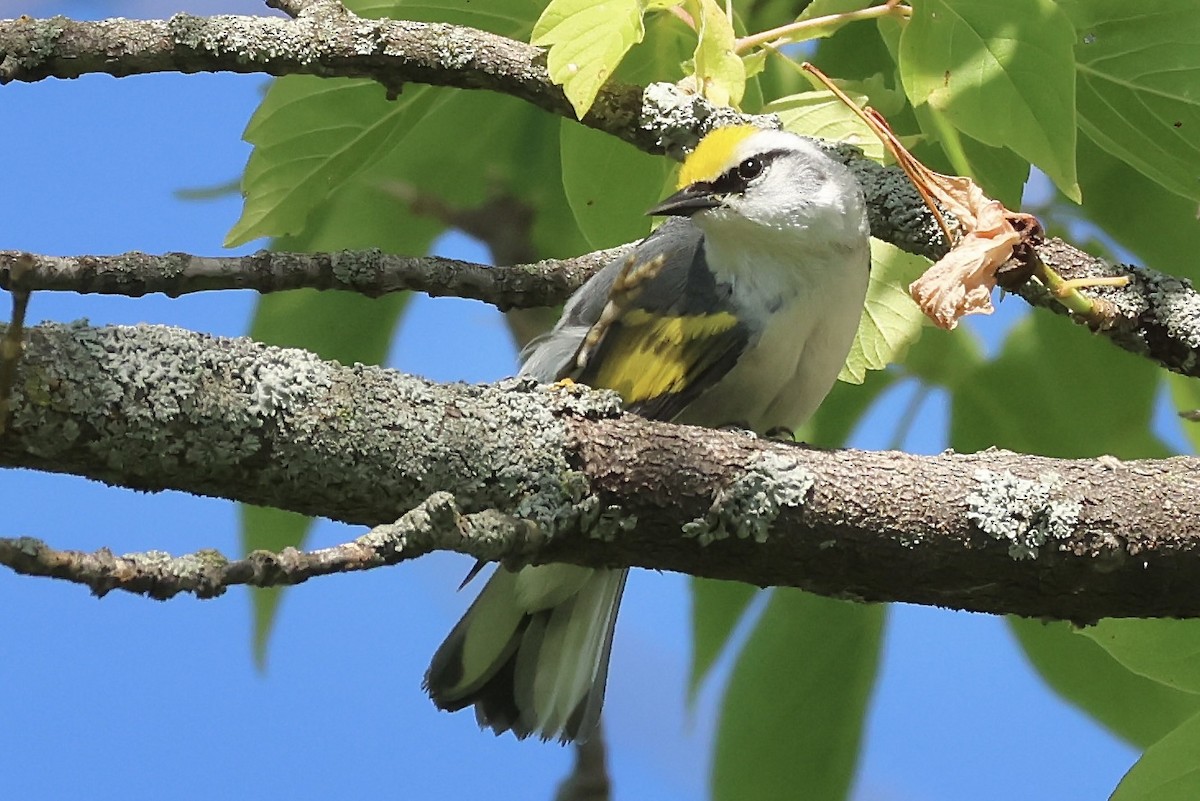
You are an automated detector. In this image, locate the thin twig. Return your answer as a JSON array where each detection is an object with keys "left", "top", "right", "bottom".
[
  {"left": 0, "top": 493, "right": 542, "bottom": 600},
  {"left": 735, "top": 0, "right": 910, "bottom": 53},
  {"left": 0, "top": 253, "right": 32, "bottom": 434}
]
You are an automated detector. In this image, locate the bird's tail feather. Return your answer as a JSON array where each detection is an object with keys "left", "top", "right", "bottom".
[{"left": 425, "top": 564, "right": 628, "bottom": 742}]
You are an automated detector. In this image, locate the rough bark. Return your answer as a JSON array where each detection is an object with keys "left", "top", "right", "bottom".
[{"left": 4, "top": 321, "right": 1200, "bottom": 623}]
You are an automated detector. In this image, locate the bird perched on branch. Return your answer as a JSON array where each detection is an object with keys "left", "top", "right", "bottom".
[{"left": 425, "top": 124, "right": 871, "bottom": 742}]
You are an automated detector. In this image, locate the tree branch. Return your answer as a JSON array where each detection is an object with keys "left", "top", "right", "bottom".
[
  {"left": 0, "top": 247, "right": 628, "bottom": 311},
  {"left": 0, "top": 491, "right": 541, "bottom": 600},
  {"left": 5, "top": 233, "right": 1200, "bottom": 378},
  {"left": 4, "top": 321, "right": 1200, "bottom": 622},
  {"left": 0, "top": 8, "right": 745, "bottom": 157}
]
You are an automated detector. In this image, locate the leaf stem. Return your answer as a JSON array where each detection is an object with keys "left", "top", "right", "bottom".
[
  {"left": 1031, "top": 253, "right": 1130, "bottom": 328},
  {"left": 735, "top": 0, "right": 911, "bottom": 54},
  {"left": 800, "top": 61, "right": 956, "bottom": 246}
]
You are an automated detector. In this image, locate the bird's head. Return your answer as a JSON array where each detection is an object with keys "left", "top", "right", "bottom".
[{"left": 648, "top": 125, "right": 867, "bottom": 248}]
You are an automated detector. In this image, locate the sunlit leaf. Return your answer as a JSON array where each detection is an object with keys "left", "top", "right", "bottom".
[
  {"left": 839, "top": 238, "right": 928, "bottom": 383},
  {"left": 1061, "top": 0, "right": 1200, "bottom": 203},
  {"left": 690, "top": 0, "right": 746, "bottom": 107},
  {"left": 764, "top": 88, "right": 884, "bottom": 161},
  {"left": 229, "top": 0, "right": 543, "bottom": 247},
  {"left": 532, "top": 0, "right": 654, "bottom": 117},
  {"left": 899, "top": 0, "right": 1079, "bottom": 200},
  {"left": 227, "top": 79, "right": 443, "bottom": 247}
]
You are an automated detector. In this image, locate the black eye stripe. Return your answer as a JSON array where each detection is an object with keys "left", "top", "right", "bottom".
[{"left": 707, "top": 148, "right": 788, "bottom": 195}]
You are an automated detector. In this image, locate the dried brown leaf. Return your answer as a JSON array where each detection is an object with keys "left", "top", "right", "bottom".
[
  {"left": 908, "top": 179, "right": 1036, "bottom": 330},
  {"left": 800, "top": 63, "right": 1040, "bottom": 329}
]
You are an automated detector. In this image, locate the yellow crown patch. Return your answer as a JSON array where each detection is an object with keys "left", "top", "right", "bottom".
[{"left": 677, "top": 125, "right": 760, "bottom": 189}]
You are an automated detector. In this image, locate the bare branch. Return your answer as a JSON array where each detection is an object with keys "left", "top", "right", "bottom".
[
  {"left": 0, "top": 247, "right": 626, "bottom": 311},
  {"left": 0, "top": 9, "right": 747, "bottom": 156},
  {"left": 555, "top": 726, "right": 611, "bottom": 801},
  {"left": 4, "top": 321, "right": 1200, "bottom": 622},
  {"left": 5, "top": 234, "right": 1200, "bottom": 378},
  {"left": 0, "top": 492, "right": 541, "bottom": 600}
]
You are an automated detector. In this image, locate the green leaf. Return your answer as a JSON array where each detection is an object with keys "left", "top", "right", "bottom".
[
  {"left": 740, "top": 0, "right": 812, "bottom": 33},
  {"left": 898, "top": 0, "right": 1079, "bottom": 201},
  {"left": 238, "top": 82, "right": 585, "bottom": 662},
  {"left": 227, "top": 78, "right": 443, "bottom": 246},
  {"left": 559, "top": 119, "right": 671, "bottom": 249},
  {"left": 690, "top": 0, "right": 746, "bottom": 107},
  {"left": 819, "top": 9, "right": 903, "bottom": 81},
  {"left": 532, "top": 0, "right": 651, "bottom": 118},
  {"left": 839, "top": 238, "right": 929, "bottom": 384},
  {"left": 957, "top": 132, "right": 1031, "bottom": 209},
  {"left": 1066, "top": 135, "right": 1200, "bottom": 438},
  {"left": 611, "top": 7, "right": 691, "bottom": 86},
  {"left": 799, "top": 0, "right": 874, "bottom": 18},
  {"left": 241, "top": 505, "right": 309, "bottom": 669},
  {"left": 950, "top": 312, "right": 1168, "bottom": 459},
  {"left": 355, "top": 0, "right": 541, "bottom": 35},
  {"left": 229, "top": 0, "right": 544, "bottom": 247},
  {"left": 1010, "top": 618, "right": 1200, "bottom": 748},
  {"left": 713, "top": 590, "right": 884, "bottom": 801},
  {"left": 1062, "top": 0, "right": 1200, "bottom": 204},
  {"left": 1067, "top": 136, "right": 1200, "bottom": 283},
  {"left": 764, "top": 88, "right": 884, "bottom": 161},
  {"left": 1111, "top": 711, "right": 1200, "bottom": 801},
  {"left": 1081, "top": 620, "right": 1200, "bottom": 694},
  {"left": 794, "top": 0, "right": 876, "bottom": 40},
  {"left": 1172, "top": 374, "right": 1200, "bottom": 453},
  {"left": 239, "top": 122, "right": 461, "bottom": 663},
  {"left": 689, "top": 578, "right": 759, "bottom": 700},
  {"left": 803, "top": 369, "right": 895, "bottom": 449}
]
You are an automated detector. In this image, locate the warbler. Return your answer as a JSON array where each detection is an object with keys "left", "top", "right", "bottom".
[{"left": 425, "top": 124, "right": 871, "bottom": 742}]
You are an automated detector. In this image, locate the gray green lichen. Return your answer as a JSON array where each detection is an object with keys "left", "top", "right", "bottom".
[
  {"left": 683, "top": 449, "right": 815, "bottom": 546},
  {"left": 965, "top": 468, "right": 1082, "bottom": 560}
]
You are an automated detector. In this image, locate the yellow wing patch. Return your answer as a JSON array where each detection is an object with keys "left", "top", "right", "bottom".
[
  {"left": 677, "top": 125, "right": 759, "bottom": 188},
  {"left": 586, "top": 308, "right": 740, "bottom": 406}
]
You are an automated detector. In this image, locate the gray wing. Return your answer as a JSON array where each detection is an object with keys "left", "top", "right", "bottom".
[{"left": 519, "top": 218, "right": 749, "bottom": 394}]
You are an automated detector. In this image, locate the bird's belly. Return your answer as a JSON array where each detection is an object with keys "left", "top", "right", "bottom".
[{"left": 675, "top": 282, "right": 865, "bottom": 434}]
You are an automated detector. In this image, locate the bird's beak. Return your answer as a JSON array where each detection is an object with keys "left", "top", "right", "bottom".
[{"left": 645, "top": 183, "right": 723, "bottom": 217}]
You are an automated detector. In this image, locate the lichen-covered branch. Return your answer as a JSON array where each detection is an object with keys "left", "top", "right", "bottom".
[
  {"left": 4, "top": 321, "right": 1200, "bottom": 622},
  {"left": 0, "top": 492, "right": 541, "bottom": 600},
  {"left": 0, "top": 7, "right": 743, "bottom": 157},
  {"left": 1014, "top": 238, "right": 1200, "bottom": 379},
  {"left": 5, "top": 233, "right": 1200, "bottom": 378},
  {"left": 0, "top": 247, "right": 628, "bottom": 311}
]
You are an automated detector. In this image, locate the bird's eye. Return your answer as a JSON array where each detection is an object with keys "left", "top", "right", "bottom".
[{"left": 737, "top": 157, "right": 763, "bottom": 181}]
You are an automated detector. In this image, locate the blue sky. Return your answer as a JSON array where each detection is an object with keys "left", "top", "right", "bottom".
[{"left": 0, "top": 2, "right": 1144, "bottom": 799}]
